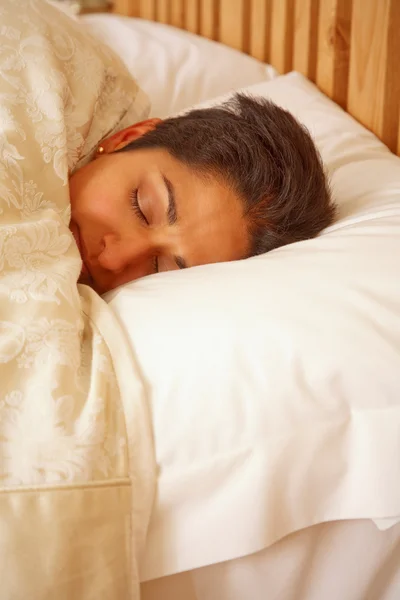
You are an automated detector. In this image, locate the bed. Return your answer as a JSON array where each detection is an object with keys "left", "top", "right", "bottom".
[
  {"left": 80, "top": 2, "right": 400, "bottom": 599},
  {"left": 0, "top": 1, "right": 399, "bottom": 599},
  {"left": 108, "top": 0, "right": 400, "bottom": 155}
]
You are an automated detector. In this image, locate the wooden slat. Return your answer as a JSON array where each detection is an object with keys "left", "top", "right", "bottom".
[
  {"left": 155, "top": 0, "right": 169, "bottom": 23},
  {"left": 185, "top": 0, "right": 200, "bottom": 33},
  {"left": 249, "top": 0, "right": 272, "bottom": 63},
  {"left": 81, "top": 3, "right": 112, "bottom": 14},
  {"left": 269, "top": 0, "right": 295, "bottom": 73},
  {"left": 111, "top": 0, "right": 139, "bottom": 16},
  {"left": 138, "top": 0, "right": 156, "bottom": 19},
  {"left": 111, "top": 0, "right": 400, "bottom": 155},
  {"left": 347, "top": 0, "right": 400, "bottom": 154},
  {"left": 316, "top": 0, "right": 352, "bottom": 110},
  {"left": 219, "top": 0, "right": 245, "bottom": 51},
  {"left": 171, "top": 0, "right": 184, "bottom": 27},
  {"left": 199, "top": 0, "right": 219, "bottom": 40},
  {"left": 293, "top": 0, "right": 319, "bottom": 81},
  {"left": 398, "top": 111, "right": 400, "bottom": 156}
]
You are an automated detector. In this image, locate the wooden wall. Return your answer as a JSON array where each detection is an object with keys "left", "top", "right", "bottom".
[{"left": 111, "top": 0, "right": 400, "bottom": 155}]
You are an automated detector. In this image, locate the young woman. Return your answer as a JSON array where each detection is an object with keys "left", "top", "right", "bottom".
[{"left": 69, "top": 94, "right": 335, "bottom": 295}]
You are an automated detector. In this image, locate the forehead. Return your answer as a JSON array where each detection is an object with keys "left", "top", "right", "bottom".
[{"left": 148, "top": 149, "right": 250, "bottom": 265}]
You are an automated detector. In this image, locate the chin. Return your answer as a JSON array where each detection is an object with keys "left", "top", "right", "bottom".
[{"left": 78, "top": 272, "right": 95, "bottom": 288}]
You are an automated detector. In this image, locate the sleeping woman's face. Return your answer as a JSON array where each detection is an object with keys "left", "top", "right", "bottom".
[{"left": 69, "top": 120, "right": 249, "bottom": 295}]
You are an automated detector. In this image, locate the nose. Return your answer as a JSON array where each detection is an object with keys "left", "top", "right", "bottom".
[{"left": 97, "top": 233, "right": 149, "bottom": 274}]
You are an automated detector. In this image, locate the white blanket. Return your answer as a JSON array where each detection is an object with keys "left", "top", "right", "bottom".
[{"left": 0, "top": 2, "right": 155, "bottom": 598}]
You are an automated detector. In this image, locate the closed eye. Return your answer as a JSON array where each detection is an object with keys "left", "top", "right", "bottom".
[{"left": 130, "top": 188, "right": 148, "bottom": 225}]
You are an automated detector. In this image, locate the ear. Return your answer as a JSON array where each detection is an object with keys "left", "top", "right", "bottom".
[{"left": 98, "top": 118, "right": 162, "bottom": 154}]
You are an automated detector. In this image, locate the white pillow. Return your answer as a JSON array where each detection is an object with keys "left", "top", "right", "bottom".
[
  {"left": 81, "top": 15, "right": 277, "bottom": 117},
  {"left": 105, "top": 73, "right": 400, "bottom": 581}
]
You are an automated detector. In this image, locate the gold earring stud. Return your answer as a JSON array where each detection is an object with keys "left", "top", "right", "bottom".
[{"left": 97, "top": 145, "right": 105, "bottom": 154}]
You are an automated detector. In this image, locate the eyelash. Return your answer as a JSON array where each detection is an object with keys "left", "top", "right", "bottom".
[
  {"left": 153, "top": 256, "right": 159, "bottom": 273},
  {"left": 130, "top": 188, "right": 148, "bottom": 225},
  {"left": 129, "top": 188, "right": 158, "bottom": 273}
]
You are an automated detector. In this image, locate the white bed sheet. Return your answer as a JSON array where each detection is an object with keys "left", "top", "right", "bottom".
[
  {"left": 81, "top": 15, "right": 277, "bottom": 117},
  {"left": 141, "top": 519, "right": 400, "bottom": 600}
]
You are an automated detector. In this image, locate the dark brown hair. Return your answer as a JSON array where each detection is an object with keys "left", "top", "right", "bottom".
[{"left": 121, "top": 93, "right": 335, "bottom": 257}]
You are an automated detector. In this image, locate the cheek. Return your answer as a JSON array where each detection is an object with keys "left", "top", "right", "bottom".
[
  {"left": 70, "top": 162, "right": 116, "bottom": 212},
  {"left": 70, "top": 178, "right": 122, "bottom": 227},
  {"left": 83, "top": 198, "right": 117, "bottom": 224}
]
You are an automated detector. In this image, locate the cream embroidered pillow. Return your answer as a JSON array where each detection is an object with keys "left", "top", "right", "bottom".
[
  {"left": 35, "top": 0, "right": 149, "bottom": 180},
  {"left": 0, "top": 2, "right": 153, "bottom": 598}
]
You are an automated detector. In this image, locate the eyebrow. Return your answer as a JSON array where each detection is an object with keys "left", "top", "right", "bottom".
[
  {"left": 161, "top": 174, "right": 188, "bottom": 270},
  {"left": 174, "top": 255, "right": 187, "bottom": 269},
  {"left": 163, "top": 174, "right": 178, "bottom": 226}
]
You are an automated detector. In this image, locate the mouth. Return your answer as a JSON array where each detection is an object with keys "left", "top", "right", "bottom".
[{"left": 70, "top": 221, "right": 92, "bottom": 282}]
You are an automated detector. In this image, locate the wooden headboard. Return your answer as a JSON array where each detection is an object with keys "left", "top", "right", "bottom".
[{"left": 111, "top": 0, "right": 400, "bottom": 155}]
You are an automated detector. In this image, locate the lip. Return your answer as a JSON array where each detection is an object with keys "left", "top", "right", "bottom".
[{"left": 70, "top": 221, "right": 91, "bottom": 280}]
